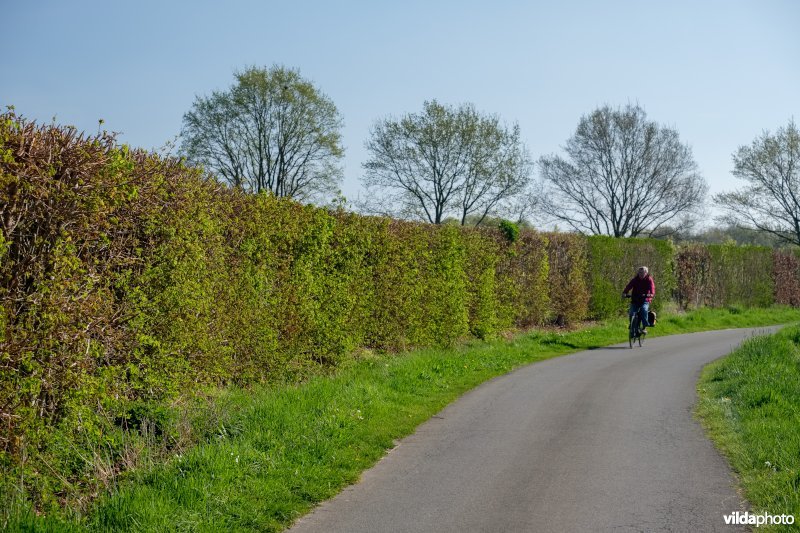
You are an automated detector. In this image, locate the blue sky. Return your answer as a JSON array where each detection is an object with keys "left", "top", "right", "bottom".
[{"left": 2, "top": 1, "right": 798, "bottom": 222}]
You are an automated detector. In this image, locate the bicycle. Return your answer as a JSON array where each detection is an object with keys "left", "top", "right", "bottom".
[{"left": 623, "top": 294, "right": 649, "bottom": 348}]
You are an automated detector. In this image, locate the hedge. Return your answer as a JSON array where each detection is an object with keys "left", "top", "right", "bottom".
[
  {"left": 773, "top": 249, "right": 800, "bottom": 306},
  {"left": 545, "top": 232, "right": 588, "bottom": 326},
  {"left": 2, "top": 110, "right": 800, "bottom": 514},
  {"left": 587, "top": 235, "right": 676, "bottom": 318},
  {"left": 673, "top": 242, "right": 775, "bottom": 309}
]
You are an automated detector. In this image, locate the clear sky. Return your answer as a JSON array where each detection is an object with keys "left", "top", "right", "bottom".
[{"left": 2, "top": 0, "right": 798, "bottom": 223}]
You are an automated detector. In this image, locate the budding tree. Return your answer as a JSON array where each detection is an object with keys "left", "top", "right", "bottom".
[
  {"left": 181, "top": 65, "right": 343, "bottom": 200},
  {"left": 538, "top": 104, "right": 707, "bottom": 237},
  {"left": 362, "top": 100, "right": 532, "bottom": 225},
  {"left": 715, "top": 119, "right": 800, "bottom": 245}
]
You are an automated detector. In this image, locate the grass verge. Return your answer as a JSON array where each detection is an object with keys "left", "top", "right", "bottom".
[
  {"left": 696, "top": 325, "right": 800, "bottom": 531},
  {"left": 6, "top": 305, "right": 800, "bottom": 532}
]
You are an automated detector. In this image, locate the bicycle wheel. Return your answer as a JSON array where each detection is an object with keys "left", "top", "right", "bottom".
[
  {"left": 637, "top": 312, "right": 645, "bottom": 347},
  {"left": 628, "top": 315, "right": 635, "bottom": 348}
]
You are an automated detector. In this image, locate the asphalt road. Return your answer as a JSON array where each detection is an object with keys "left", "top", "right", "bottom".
[{"left": 289, "top": 327, "right": 776, "bottom": 532}]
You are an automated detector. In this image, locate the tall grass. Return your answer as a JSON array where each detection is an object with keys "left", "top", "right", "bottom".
[{"left": 697, "top": 324, "right": 800, "bottom": 531}]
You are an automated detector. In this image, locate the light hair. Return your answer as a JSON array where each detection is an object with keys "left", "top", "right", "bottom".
[{"left": 638, "top": 266, "right": 649, "bottom": 275}]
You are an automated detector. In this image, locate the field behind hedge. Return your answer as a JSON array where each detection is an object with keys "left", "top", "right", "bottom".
[{"left": 3, "top": 111, "right": 800, "bottom": 514}]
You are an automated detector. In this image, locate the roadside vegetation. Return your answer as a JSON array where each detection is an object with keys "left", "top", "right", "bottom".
[
  {"left": 3, "top": 109, "right": 799, "bottom": 531},
  {"left": 697, "top": 325, "right": 800, "bottom": 531},
  {"left": 5, "top": 305, "right": 800, "bottom": 532}
]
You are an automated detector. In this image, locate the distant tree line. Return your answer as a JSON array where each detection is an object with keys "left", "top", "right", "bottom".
[{"left": 180, "top": 65, "right": 799, "bottom": 245}]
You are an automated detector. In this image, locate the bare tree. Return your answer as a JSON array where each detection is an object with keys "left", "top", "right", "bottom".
[
  {"left": 361, "top": 100, "right": 532, "bottom": 225},
  {"left": 180, "top": 65, "right": 343, "bottom": 200},
  {"left": 715, "top": 119, "right": 800, "bottom": 245},
  {"left": 538, "top": 104, "right": 707, "bottom": 237}
]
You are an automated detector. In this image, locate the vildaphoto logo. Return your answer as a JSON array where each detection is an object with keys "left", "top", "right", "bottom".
[{"left": 723, "top": 511, "right": 795, "bottom": 527}]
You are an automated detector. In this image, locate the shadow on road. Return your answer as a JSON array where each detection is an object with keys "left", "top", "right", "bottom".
[{"left": 589, "top": 346, "right": 631, "bottom": 350}]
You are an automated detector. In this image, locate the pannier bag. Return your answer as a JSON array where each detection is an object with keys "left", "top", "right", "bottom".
[{"left": 648, "top": 310, "right": 657, "bottom": 327}]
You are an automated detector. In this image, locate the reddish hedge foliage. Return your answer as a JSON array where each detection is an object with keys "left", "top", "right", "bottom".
[
  {"left": 545, "top": 232, "right": 588, "bottom": 326},
  {"left": 675, "top": 245, "right": 712, "bottom": 309},
  {"left": 773, "top": 250, "right": 800, "bottom": 306}
]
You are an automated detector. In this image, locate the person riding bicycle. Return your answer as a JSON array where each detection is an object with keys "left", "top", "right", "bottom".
[{"left": 622, "top": 266, "right": 655, "bottom": 335}]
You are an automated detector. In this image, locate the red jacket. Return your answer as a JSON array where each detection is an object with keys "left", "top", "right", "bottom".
[{"left": 624, "top": 275, "right": 655, "bottom": 303}]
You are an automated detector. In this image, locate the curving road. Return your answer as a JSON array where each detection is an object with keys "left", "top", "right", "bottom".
[{"left": 289, "top": 328, "right": 776, "bottom": 532}]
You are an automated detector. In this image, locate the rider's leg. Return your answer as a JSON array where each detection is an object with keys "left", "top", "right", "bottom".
[{"left": 639, "top": 302, "right": 650, "bottom": 332}]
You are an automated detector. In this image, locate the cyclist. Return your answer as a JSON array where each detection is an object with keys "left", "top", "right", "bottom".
[{"left": 622, "top": 266, "right": 655, "bottom": 335}]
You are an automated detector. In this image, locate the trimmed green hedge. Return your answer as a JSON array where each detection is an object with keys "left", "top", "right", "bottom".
[
  {"left": 587, "top": 236, "right": 676, "bottom": 318},
  {"left": 674, "top": 242, "right": 776, "bottom": 309},
  {"left": 707, "top": 243, "right": 774, "bottom": 308},
  {"left": 546, "top": 232, "right": 589, "bottom": 326}
]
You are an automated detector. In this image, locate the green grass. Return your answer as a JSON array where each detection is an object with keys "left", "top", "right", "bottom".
[
  {"left": 697, "top": 325, "right": 800, "bottom": 532},
  {"left": 6, "top": 305, "right": 800, "bottom": 532}
]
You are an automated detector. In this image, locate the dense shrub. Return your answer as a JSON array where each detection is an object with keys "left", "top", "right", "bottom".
[
  {"left": 773, "top": 250, "right": 800, "bottom": 306},
  {"left": 366, "top": 221, "right": 468, "bottom": 350},
  {"left": 494, "top": 231, "right": 550, "bottom": 328},
  {"left": 706, "top": 243, "right": 774, "bottom": 308},
  {"left": 413, "top": 224, "right": 470, "bottom": 347},
  {"left": 0, "top": 112, "right": 255, "bottom": 510},
  {"left": 462, "top": 228, "right": 501, "bottom": 339},
  {"left": 546, "top": 233, "right": 589, "bottom": 326},
  {"left": 498, "top": 220, "right": 520, "bottom": 243},
  {"left": 675, "top": 244, "right": 713, "bottom": 309},
  {"left": 676, "top": 243, "right": 775, "bottom": 309}
]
